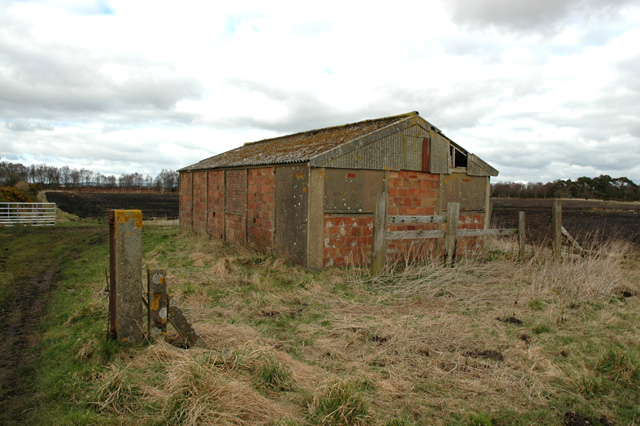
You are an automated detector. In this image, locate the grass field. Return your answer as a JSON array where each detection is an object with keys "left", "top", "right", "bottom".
[{"left": 0, "top": 220, "right": 639, "bottom": 425}]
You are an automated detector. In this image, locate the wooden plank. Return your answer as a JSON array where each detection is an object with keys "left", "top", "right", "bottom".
[
  {"left": 444, "top": 202, "right": 459, "bottom": 267},
  {"left": 387, "top": 228, "right": 516, "bottom": 239},
  {"left": 370, "top": 193, "right": 388, "bottom": 275},
  {"left": 561, "top": 226, "right": 584, "bottom": 252},
  {"left": 552, "top": 199, "right": 562, "bottom": 261},
  {"left": 387, "top": 230, "right": 445, "bottom": 239},
  {"left": 388, "top": 215, "right": 445, "bottom": 224},
  {"left": 458, "top": 228, "right": 517, "bottom": 237}
]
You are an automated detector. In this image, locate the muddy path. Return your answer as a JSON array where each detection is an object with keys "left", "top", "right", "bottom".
[
  {"left": 0, "top": 265, "right": 59, "bottom": 400},
  {"left": 0, "top": 226, "right": 107, "bottom": 415}
]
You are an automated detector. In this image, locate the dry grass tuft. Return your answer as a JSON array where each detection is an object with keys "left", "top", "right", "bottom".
[
  {"left": 529, "top": 240, "right": 635, "bottom": 299},
  {"left": 84, "top": 228, "right": 640, "bottom": 425}
]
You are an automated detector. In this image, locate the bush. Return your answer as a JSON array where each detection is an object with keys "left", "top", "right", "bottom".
[{"left": 0, "top": 186, "right": 33, "bottom": 202}]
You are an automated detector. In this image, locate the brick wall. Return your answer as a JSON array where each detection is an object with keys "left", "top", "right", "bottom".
[
  {"left": 224, "top": 170, "right": 247, "bottom": 244},
  {"left": 192, "top": 171, "right": 207, "bottom": 234},
  {"left": 323, "top": 215, "right": 374, "bottom": 267},
  {"left": 457, "top": 213, "right": 484, "bottom": 256},
  {"left": 247, "top": 168, "right": 275, "bottom": 251},
  {"left": 386, "top": 170, "right": 441, "bottom": 260},
  {"left": 207, "top": 170, "right": 224, "bottom": 239},
  {"left": 179, "top": 172, "right": 192, "bottom": 230}
]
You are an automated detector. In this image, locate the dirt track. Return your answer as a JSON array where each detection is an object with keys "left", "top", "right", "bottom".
[
  {"left": 0, "top": 226, "right": 107, "bottom": 416},
  {"left": 491, "top": 198, "right": 640, "bottom": 247},
  {"left": 0, "top": 266, "right": 59, "bottom": 400}
]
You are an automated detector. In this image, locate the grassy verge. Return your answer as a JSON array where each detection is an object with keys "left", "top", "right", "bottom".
[{"left": 1, "top": 221, "right": 639, "bottom": 425}]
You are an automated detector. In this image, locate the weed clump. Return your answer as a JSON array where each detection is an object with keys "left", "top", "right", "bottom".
[
  {"left": 594, "top": 346, "right": 639, "bottom": 385},
  {"left": 308, "top": 379, "right": 370, "bottom": 426},
  {"left": 256, "top": 352, "right": 294, "bottom": 391}
]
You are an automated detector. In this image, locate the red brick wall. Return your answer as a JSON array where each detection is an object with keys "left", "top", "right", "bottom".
[
  {"left": 224, "top": 170, "right": 247, "bottom": 244},
  {"left": 247, "top": 168, "right": 275, "bottom": 250},
  {"left": 179, "top": 172, "right": 192, "bottom": 230},
  {"left": 457, "top": 213, "right": 485, "bottom": 256},
  {"left": 192, "top": 171, "right": 207, "bottom": 234},
  {"left": 323, "top": 215, "right": 374, "bottom": 267},
  {"left": 386, "top": 170, "right": 441, "bottom": 260},
  {"left": 207, "top": 170, "right": 224, "bottom": 239},
  {"left": 225, "top": 170, "right": 246, "bottom": 214},
  {"left": 225, "top": 214, "right": 245, "bottom": 243}
]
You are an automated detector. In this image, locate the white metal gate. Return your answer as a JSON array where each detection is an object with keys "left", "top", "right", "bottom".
[{"left": 0, "top": 202, "right": 57, "bottom": 226}]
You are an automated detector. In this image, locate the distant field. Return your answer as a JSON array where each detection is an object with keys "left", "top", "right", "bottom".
[
  {"left": 45, "top": 191, "right": 179, "bottom": 219},
  {"left": 492, "top": 198, "right": 640, "bottom": 247}
]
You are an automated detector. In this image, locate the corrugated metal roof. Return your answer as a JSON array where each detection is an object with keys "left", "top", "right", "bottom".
[{"left": 180, "top": 112, "right": 419, "bottom": 171}]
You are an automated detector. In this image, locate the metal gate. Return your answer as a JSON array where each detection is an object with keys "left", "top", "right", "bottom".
[{"left": 0, "top": 202, "right": 57, "bottom": 226}]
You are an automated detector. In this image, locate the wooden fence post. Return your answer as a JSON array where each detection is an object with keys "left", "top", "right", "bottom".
[
  {"left": 518, "top": 211, "right": 526, "bottom": 258},
  {"left": 370, "top": 193, "right": 388, "bottom": 275},
  {"left": 444, "top": 202, "right": 460, "bottom": 268},
  {"left": 552, "top": 199, "right": 562, "bottom": 261}
]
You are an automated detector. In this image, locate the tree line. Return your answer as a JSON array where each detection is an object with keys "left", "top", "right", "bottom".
[
  {"left": 491, "top": 175, "right": 640, "bottom": 201},
  {"left": 0, "top": 159, "right": 179, "bottom": 192}
]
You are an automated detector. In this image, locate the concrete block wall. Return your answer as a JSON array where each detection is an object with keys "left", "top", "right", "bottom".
[
  {"left": 323, "top": 215, "right": 374, "bottom": 267},
  {"left": 207, "top": 170, "right": 224, "bottom": 239},
  {"left": 247, "top": 168, "right": 275, "bottom": 250}
]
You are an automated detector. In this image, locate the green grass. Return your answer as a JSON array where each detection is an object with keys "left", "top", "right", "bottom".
[{"left": 1, "top": 221, "right": 640, "bottom": 425}]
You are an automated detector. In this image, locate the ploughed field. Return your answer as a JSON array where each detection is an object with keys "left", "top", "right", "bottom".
[
  {"left": 45, "top": 191, "right": 179, "bottom": 219},
  {"left": 491, "top": 198, "right": 640, "bottom": 247}
]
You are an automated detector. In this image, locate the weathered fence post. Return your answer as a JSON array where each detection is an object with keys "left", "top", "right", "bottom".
[
  {"left": 552, "top": 199, "right": 562, "bottom": 261},
  {"left": 109, "top": 210, "right": 143, "bottom": 344},
  {"left": 518, "top": 211, "right": 526, "bottom": 258},
  {"left": 147, "top": 268, "right": 168, "bottom": 337},
  {"left": 370, "top": 193, "right": 388, "bottom": 275},
  {"left": 444, "top": 202, "right": 460, "bottom": 267}
]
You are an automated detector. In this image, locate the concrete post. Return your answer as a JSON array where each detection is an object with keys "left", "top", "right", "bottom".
[
  {"left": 109, "top": 210, "right": 143, "bottom": 344},
  {"left": 147, "top": 268, "right": 168, "bottom": 337}
]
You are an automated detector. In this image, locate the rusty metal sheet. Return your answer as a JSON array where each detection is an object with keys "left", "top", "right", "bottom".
[
  {"left": 324, "top": 169, "right": 385, "bottom": 213},
  {"left": 430, "top": 132, "right": 450, "bottom": 174},
  {"left": 467, "top": 154, "right": 499, "bottom": 177},
  {"left": 274, "top": 165, "right": 309, "bottom": 266}
]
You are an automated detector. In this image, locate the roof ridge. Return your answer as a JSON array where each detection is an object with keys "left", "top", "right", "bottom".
[{"left": 242, "top": 111, "right": 419, "bottom": 147}]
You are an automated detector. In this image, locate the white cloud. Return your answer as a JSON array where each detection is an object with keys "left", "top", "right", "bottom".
[{"left": 0, "top": 0, "right": 638, "bottom": 184}]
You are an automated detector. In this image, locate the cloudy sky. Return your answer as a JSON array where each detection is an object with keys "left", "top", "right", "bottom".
[{"left": 1, "top": 0, "right": 639, "bottom": 183}]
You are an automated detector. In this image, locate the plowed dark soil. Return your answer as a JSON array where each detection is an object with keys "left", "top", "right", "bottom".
[
  {"left": 45, "top": 191, "right": 179, "bottom": 219},
  {"left": 491, "top": 198, "right": 640, "bottom": 247}
]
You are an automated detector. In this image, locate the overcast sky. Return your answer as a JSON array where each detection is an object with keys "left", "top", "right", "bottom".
[{"left": 1, "top": 0, "right": 639, "bottom": 183}]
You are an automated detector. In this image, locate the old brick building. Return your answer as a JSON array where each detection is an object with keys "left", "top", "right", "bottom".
[{"left": 179, "top": 112, "right": 498, "bottom": 268}]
